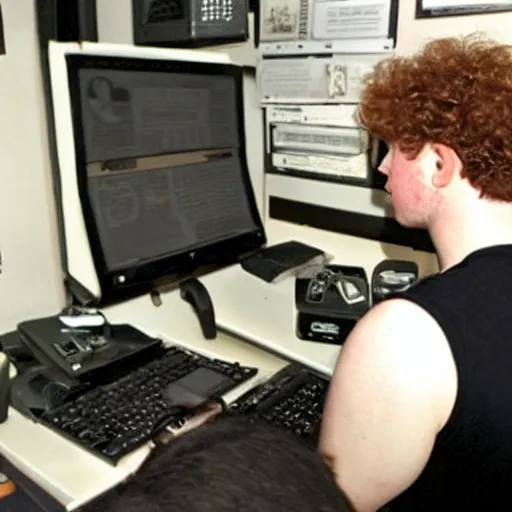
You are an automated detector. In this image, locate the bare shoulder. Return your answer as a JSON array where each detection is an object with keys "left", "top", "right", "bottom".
[
  {"left": 319, "top": 299, "right": 458, "bottom": 511},
  {"left": 337, "top": 298, "right": 457, "bottom": 418},
  {"left": 352, "top": 297, "right": 447, "bottom": 348},
  {"left": 340, "top": 297, "right": 456, "bottom": 369}
]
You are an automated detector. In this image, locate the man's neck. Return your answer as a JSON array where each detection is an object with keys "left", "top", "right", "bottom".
[{"left": 429, "top": 199, "right": 512, "bottom": 272}]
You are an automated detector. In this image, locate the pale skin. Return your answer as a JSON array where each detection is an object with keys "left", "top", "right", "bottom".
[{"left": 319, "top": 143, "right": 512, "bottom": 511}]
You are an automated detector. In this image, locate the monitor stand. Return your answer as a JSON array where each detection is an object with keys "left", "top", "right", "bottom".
[{"left": 179, "top": 278, "right": 217, "bottom": 340}]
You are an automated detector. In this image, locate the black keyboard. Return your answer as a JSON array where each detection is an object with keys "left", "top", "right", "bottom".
[
  {"left": 40, "top": 346, "right": 257, "bottom": 463},
  {"left": 229, "top": 364, "right": 329, "bottom": 444}
]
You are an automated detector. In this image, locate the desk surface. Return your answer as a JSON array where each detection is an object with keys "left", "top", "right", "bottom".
[
  {"left": 0, "top": 330, "right": 287, "bottom": 511},
  {"left": 201, "top": 220, "right": 438, "bottom": 374}
]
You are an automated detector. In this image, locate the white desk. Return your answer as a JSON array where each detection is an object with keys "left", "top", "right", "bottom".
[{"left": 200, "top": 220, "right": 438, "bottom": 373}]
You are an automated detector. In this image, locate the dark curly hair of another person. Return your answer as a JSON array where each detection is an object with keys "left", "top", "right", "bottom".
[
  {"left": 358, "top": 34, "right": 512, "bottom": 202},
  {"left": 83, "top": 416, "right": 350, "bottom": 512}
]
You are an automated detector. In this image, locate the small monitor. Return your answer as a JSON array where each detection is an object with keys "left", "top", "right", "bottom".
[
  {"left": 132, "top": 0, "right": 249, "bottom": 47},
  {"left": 49, "top": 43, "right": 265, "bottom": 305}
]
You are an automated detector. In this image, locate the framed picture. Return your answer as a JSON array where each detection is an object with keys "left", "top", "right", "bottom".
[
  {"left": 416, "top": 0, "right": 512, "bottom": 18},
  {"left": 259, "top": 0, "right": 300, "bottom": 41}
]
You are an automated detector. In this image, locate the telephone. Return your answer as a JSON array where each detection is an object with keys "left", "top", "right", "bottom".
[{"left": 2, "top": 312, "right": 163, "bottom": 420}]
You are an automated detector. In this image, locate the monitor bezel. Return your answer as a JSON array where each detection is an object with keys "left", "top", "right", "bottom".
[{"left": 65, "top": 53, "right": 266, "bottom": 305}]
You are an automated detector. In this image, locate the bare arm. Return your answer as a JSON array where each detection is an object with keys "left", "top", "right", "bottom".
[{"left": 319, "top": 299, "right": 457, "bottom": 512}]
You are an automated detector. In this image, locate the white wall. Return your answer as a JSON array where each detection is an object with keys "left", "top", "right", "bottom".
[
  {"left": 96, "top": 0, "right": 134, "bottom": 45},
  {"left": 396, "top": 1, "right": 512, "bottom": 53},
  {"left": 0, "top": 0, "right": 64, "bottom": 332}
]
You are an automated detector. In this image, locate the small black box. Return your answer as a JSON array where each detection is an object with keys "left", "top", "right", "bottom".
[{"left": 295, "top": 265, "right": 369, "bottom": 345}]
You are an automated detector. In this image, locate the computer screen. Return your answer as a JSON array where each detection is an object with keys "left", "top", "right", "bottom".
[{"left": 65, "top": 54, "right": 265, "bottom": 304}]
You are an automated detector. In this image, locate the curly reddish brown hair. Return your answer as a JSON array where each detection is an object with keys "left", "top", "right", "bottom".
[{"left": 358, "top": 34, "right": 512, "bottom": 202}]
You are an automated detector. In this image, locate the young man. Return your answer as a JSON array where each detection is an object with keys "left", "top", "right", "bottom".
[
  {"left": 320, "top": 34, "right": 512, "bottom": 511},
  {"left": 83, "top": 415, "right": 350, "bottom": 512}
]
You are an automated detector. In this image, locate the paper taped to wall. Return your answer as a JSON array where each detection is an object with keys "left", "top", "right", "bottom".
[
  {"left": 267, "top": 104, "right": 358, "bottom": 127},
  {"left": 272, "top": 123, "right": 368, "bottom": 155},
  {"left": 312, "top": 0, "right": 392, "bottom": 40},
  {"left": 259, "top": 0, "right": 313, "bottom": 41},
  {"left": 258, "top": 53, "right": 386, "bottom": 103},
  {"left": 272, "top": 152, "right": 369, "bottom": 181},
  {"left": 259, "top": 0, "right": 394, "bottom": 43}
]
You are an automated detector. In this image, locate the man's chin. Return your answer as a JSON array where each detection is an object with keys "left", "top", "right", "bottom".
[{"left": 394, "top": 212, "right": 426, "bottom": 230}]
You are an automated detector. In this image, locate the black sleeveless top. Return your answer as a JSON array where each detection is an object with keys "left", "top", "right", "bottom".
[{"left": 389, "top": 245, "right": 512, "bottom": 511}]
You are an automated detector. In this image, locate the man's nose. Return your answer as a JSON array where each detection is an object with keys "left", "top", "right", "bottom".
[
  {"left": 377, "top": 150, "right": 392, "bottom": 175},
  {"left": 377, "top": 164, "right": 388, "bottom": 175}
]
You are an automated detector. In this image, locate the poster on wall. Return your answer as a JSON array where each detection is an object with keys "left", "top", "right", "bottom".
[
  {"left": 258, "top": 0, "right": 399, "bottom": 52},
  {"left": 259, "top": 0, "right": 304, "bottom": 41},
  {"left": 416, "top": 0, "right": 512, "bottom": 18},
  {"left": 258, "top": 53, "right": 387, "bottom": 103},
  {"left": 312, "top": 0, "right": 393, "bottom": 40}
]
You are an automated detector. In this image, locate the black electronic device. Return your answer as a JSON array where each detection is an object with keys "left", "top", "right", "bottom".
[
  {"left": 36, "top": 0, "right": 98, "bottom": 43},
  {"left": 5, "top": 325, "right": 258, "bottom": 463},
  {"left": 240, "top": 240, "right": 327, "bottom": 283},
  {"left": 132, "top": 0, "right": 249, "bottom": 48},
  {"left": 230, "top": 363, "right": 329, "bottom": 444},
  {"left": 179, "top": 278, "right": 216, "bottom": 339},
  {"left": 35, "top": 346, "right": 256, "bottom": 462},
  {"left": 371, "top": 259, "right": 419, "bottom": 305},
  {"left": 17, "top": 315, "right": 161, "bottom": 381},
  {"left": 295, "top": 265, "right": 370, "bottom": 345},
  {"left": 64, "top": 51, "right": 265, "bottom": 305},
  {"left": 0, "top": 353, "right": 11, "bottom": 424}
]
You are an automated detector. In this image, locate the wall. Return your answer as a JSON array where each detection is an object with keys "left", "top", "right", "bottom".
[
  {"left": 396, "top": 1, "right": 512, "bottom": 53},
  {"left": 0, "top": 0, "right": 64, "bottom": 332}
]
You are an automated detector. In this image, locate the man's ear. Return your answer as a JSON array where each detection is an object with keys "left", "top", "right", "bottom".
[{"left": 430, "top": 143, "right": 462, "bottom": 189}]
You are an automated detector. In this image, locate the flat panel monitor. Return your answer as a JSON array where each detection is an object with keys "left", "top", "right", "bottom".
[{"left": 64, "top": 51, "right": 265, "bottom": 304}]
